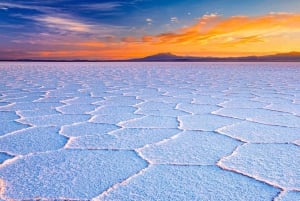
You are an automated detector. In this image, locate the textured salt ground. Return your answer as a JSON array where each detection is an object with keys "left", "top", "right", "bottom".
[
  {"left": 218, "top": 143, "right": 300, "bottom": 189},
  {"left": 99, "top": 165, "right": 279, "bottom": 201},
  {"left": 67, "top": 128, "right": 180, "bottom": 149},
  {"left": 0, "top": 150, "right": 147, "bottom": 200},
  {"left": 0, "top": 62, "right": 300, "bottom": 201},
  {"left": 0, "top": 127, "right": 68, "bottom": 155}
]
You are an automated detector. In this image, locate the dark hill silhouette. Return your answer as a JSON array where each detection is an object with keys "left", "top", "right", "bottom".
[
  {"left": 1, "top": 52, "right": 300, "bottom": 62},
  {"left": 130, "top": 52, "right": 300, "bottom": 62}
]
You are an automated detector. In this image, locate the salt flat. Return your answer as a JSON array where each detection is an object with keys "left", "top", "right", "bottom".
[{"left": 0, "top": 62, "right": 299, "bottom": 201}]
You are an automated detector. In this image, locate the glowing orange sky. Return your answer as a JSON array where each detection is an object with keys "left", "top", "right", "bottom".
[{"left": 32, "top": 13, "right": 300, "bottom": 59}]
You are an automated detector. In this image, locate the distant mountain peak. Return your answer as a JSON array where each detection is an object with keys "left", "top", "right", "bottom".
[
  {"left": 130, "top": 52, "right": 300, "bottom": 62},
  {"left": 153, "top": 52, "right": 177, "bottom": 56},
  {"left": 140, "top": 52, "right": 180, "bottom": 60},
  {"left": 274, "top": 51, "right": 300, "bottom": 56}
]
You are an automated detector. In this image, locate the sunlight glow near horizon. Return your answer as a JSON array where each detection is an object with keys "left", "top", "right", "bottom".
[{"left": 1, "top": 0, "right": 300, "bottom": 60}]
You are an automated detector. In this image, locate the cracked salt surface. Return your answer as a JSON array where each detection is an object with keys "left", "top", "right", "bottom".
[
  {"left": 99, "top": 165, "right": 279, "bottom": 201},
  {"left": 0, "top": 62, "right": 300, "bottom": 201}
]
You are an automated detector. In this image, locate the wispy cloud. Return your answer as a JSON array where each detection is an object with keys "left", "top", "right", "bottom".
[
  {"left": 18, "top": 13, "right": 126, "bottom": 36},
  {"left": 7, "top": 12, "right": 300, "bottom": 60},
  {"left": 146, "top": 18, "right": 152, "bottom": 25},
  {"left": 79, "top": 2, "right": 122, "bottom": 11},
  {"left": 170, "top": 17, "right": 178, "bottom": 23},
  {"left": 0, "top": 2, "right": 56, "bottom": 13},
  {"left": 0, "top": 2, "right": 36, "bottom": 9},
  {"left": 34, "top": 16, "right": 92, "bottom": 32},
  {"left": 81, "top": 13, "right": 300, "bottom": 58}
]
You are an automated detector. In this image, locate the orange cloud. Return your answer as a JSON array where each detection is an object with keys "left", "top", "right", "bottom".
[
  {"left": 77, "top": 41, "right": 106, "bottom": 48},
  {"left": 35, "top": 13, "right": 300, "bottom": 59}
]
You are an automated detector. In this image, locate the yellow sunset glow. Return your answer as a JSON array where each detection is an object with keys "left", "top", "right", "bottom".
[{"left": 37, "top": 13, "right": 300, "bottom": 59}]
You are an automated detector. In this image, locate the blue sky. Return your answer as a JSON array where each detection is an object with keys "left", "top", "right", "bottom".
[{"left": 1, "top": 0, "right": 300, "bottom": 59}]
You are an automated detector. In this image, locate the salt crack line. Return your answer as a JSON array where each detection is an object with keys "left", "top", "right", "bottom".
[
  {"left": 62, "top": 136, "right": 76, "bottom": 149},
  {"left": 174, "top": 103, "right": 193, "bottom": 115},
  {"left": 0, "top": 155, "right": 23, "bottom": 169},
  {"left": 1, "top": 196, "right": 90, "bottom": 201},
  {"left": 0, "top": 124, "right": 32, "bottom": 140},
  {"left": 217, "top": 144, "right": 284, "bottom": 191},
  {"left": 292, "top": 140, "right": 300, "bottom": 147},
  {"left": 134, "top": 129, "right": 183, "bottom": 165},
  {"left": 216, "top": 142, "right": 247, "bottom": 165},
  {"left": 92, "top": 162, "right": 152, "bottom": 201},
  {"left": 218, "top": 161, "right": 284, "bottom": 191},
  {"left": 139, "top": 130, "right": 182, "bottom": 150},
  {"left": 116, "top": 116, "right": 146, "bottom": 128},
  {"left": 273, "top": 190, "right": 287, "bottom": 201},
  {"left": 217, "top": 100, "right": 229, "bottom": 107},
  {"left": 86, "top": 105, "right": 105, "bottom": 115},
  {"left": 210, "top": 110, "right": 246, "bottom": 122},
  {"left": 245, "top": 117, "right": 300, "bottom": 128},
  {"left": 0, "top": 102, "right": 15, "bottom": 110},
  {"left": 263, "top": 104, "right": 300, "bottom": 116},
  {"left": 59, "top": 97, "right": 79, "bottom": 104},
  {"left": 215, "top": 124, "right": 248, "bottom": 143}
]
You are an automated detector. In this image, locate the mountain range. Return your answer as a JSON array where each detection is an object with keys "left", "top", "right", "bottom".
[
  {"left": 131, "top": 52, "right": 300, "bottom": 62},
  {"left": 1, "top": 52, "right": 300, "bottom": 62}
]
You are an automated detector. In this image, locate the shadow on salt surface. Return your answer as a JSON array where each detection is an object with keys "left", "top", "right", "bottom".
[
  {"left": 0, "top": 102, "right": 10, "bottom": 107},
  {"left": 0, "top": 152, "right": 13, "bottom": 164},
  {"left": 276, "top": 191, "right": 300, "bottom": 201},
  {"left": 0, "top": 127, "right": 67, "bottom": 155},
  {"left": 140, "top": 131, "right": 242, "bottom": 165},
  {"left": 100, "top": 165, "right": 279, "bottom": 201},
  {"left": 0, "top": 150, "right": 147, "bottom": 200},
  {"left": 0, "top": 121, "right": 29, "bottom": 136},
  {"left": 0, "top": 111, "right": 19, "bottom": 121},
  {"left": 219, "top": 144, "right": 300, "bottom": 189},
  {"left": 67, "top": 128, "right": 180, "bottom": 149}
]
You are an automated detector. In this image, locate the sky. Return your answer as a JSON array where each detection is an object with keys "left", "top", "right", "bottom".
[{"left": 1, "top": 0, "right": 300, "bottom": 60}]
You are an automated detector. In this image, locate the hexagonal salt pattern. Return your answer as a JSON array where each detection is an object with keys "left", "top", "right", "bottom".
[
  {"left": 99, "top": 165, "right": 279, "bottom": 201},
  {"left": 0, "top": 150, "right": 147, "bottom": 200},
  {"left": 0, "top": 62, "right": 300, "bottom": 201},
  {"left": 67, "top": 128, "right": 181, "bottom": 149},
  {"left": 219, "top": 144, "right": 300, "bottom": 189},
  {"left": 140, "top": 131, "right": 242, "bottom": 165},
  {"left": 0, "top": 127, "right": 68, "bottom": 155},
  {"left": 218, "top": 121, "right": 300, "bottom": 143}
]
